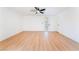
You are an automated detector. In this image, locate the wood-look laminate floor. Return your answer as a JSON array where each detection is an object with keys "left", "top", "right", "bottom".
[{"left": 0, "top": 31, "right": 79, "bottom": 51}]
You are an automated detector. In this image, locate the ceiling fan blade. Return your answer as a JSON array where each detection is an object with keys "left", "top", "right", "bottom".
[
  {"left": 40, "top": 9, "right": 45, "bottom": 11},
  {"left": 34, "top": 7, "right": 39, "bottom": 10},
  {"left": 40, "top": 11, "right": 44, "bottom": 14}
]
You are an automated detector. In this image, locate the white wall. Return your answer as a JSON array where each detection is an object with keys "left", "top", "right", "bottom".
[
  {"left": 22, "top": 16, "right": 45, "bottom": 31},
  {"left": 22, "top": 16, "right": 58, "bottom": 31},
  {"left": 57, "top": 7, "right": 79, "bottom": 43},
  {"left": 0, "top": 8, "right": 22, "bottom": 41}
]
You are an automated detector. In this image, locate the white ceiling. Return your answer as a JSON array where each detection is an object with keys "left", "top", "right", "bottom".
[{"left": 7, "top": 7, "right": 68, "bottom": 16}]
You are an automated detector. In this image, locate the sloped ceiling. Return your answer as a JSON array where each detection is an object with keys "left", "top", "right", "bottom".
[{"left": 7, "top": 7, "right": 68, "bottom": 16}]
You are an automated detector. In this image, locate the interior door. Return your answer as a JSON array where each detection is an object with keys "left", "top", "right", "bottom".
[{"left": 48, "top": 16, "right": 58, "bottom": 31}]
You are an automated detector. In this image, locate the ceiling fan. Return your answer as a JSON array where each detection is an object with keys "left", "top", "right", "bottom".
[{"left": 34, "top": 7, "right": 46, "bottom": 14}]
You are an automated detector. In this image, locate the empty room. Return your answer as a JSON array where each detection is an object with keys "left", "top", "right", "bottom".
[{"left": 0, "top": 7, "right": 79, "bottom": 51}]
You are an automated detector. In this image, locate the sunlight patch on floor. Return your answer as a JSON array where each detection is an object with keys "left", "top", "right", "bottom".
[{"left": 44, "top": 31, "right": 48, "bottom": 39}]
